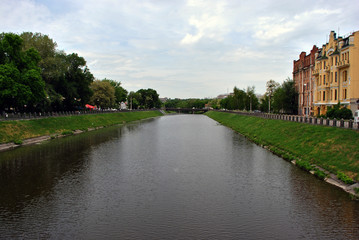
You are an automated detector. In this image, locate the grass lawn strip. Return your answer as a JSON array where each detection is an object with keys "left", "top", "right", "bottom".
[{"left": 0, "top": 111, "right": 163, "bottom": 145}]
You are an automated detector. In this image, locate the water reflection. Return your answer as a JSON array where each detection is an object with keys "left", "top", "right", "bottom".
[{"left": 0, "top": 121, "right": 147, "bottom": 213}]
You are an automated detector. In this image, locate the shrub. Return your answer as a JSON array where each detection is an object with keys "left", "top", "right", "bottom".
[
  {"left": 314, "top": 169, "right": 327, "bottom": 180},
  {"left": 61, "top": 130, "right": 74, "bottom": 136},
  {"left": 296, "top": 160, "right": 313, "bottom": 172},
  {"left": 337, "top": 171, "right": 354, "bottom": 185},
  {"left": 354, "top": 188, "right": 359, "bottom": 194},
  {"left": 13, "top": 139, "right": 23, "bottom": 145},
  {"left": 326, "top": 102, "right": 353, "bottom": 120}
]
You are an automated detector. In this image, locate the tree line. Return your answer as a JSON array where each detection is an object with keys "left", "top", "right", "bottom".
[
  {"left": 163, "top": 79, "right": 298, "bottom": 114},
  {"left": 0, "top": 32, "right": 161, "bottom": 112}
]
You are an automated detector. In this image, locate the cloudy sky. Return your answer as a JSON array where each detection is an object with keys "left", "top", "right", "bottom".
[{"left": 1, "top": 0, "right": 358, "bottom": 98}]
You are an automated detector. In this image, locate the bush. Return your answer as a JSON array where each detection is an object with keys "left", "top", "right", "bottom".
[
  {"left": 326, "top": 102, "right": 353, "bottom": 120},
  {"left": 13, "top": 139, "right": 23, "bottom": 145},
  {"left": 61, "top": 130, "right": 74, "bottom": 136},
  {"left": 314, "top": 169, "right": 327, "bottom": 180},
  {"left": 296, "top": 160, "right": 313, "bottom": 172},
  {"left": 337, "top": 171, "right": 354, "bottom": 185}
]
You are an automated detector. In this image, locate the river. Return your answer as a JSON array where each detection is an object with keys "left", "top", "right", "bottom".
[{"left": 0, "top": 114, "right": 358, "bottom": 239}]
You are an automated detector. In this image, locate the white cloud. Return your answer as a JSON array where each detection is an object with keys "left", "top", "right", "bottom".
[{"left": 180, "top": 0, "right": 229, "bottom": 45}]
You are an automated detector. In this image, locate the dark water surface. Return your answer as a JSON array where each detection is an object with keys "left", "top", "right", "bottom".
[{"left": 0, "top": 115, "right": 358, "bottom": 239}]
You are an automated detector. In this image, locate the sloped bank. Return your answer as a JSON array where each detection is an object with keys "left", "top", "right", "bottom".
[
  {"left": 0, "top": 110, "right": 163, "bottom": 151},
  {"left": 205, "top": 111, "right": 359, "bottom": 199}
]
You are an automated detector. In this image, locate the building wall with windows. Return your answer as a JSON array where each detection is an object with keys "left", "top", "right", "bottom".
[
  {"left": 293, "top": 46, "right": 318, "bottom": 116},
  {"left": 312, "top": 30, "right": 359, "bottom": 116}
]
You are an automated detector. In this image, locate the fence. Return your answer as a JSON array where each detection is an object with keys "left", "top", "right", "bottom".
[
  {"left": 217, "top": 110, "right": 359, "bottom": 130},
  {"left": 0, "top": 109, "right": 153, "bottom": 121}
]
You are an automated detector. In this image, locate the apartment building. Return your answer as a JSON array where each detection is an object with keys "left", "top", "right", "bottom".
[
  {"left": 293, "top": 46, "right": 318, "bottom": 116},
  {"left": 312, "top": 30, "right": 359, "bottom": 116}
]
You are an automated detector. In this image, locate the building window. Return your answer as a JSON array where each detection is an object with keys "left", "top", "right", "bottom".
[
  {"left": 335, "top": 72, "right": 337, "bottom": 82},
  {"left": 331, "top": 72, "right": 333, "bottom": 83},
  {"left": 343, "top": 71, "right": 347, "bottom": 81},
  {"left": 323, "top": 91, "right": 326, "bottom": 101},
  {"left": 323, "top": 75, "right": 326, "bottom": 84},
  {"left": 335, "top": 56, "right": 337, "bottom": 65},
  {"left": 344, "top": 89, "right": 347, "bottom": 99},
  {"left": 334, "top": 89, "right": 337, "bottom": 100}
]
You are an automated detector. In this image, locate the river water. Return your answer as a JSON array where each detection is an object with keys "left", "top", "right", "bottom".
[{"left": 0, "top": 114, "right": 358, "bottom": 239}]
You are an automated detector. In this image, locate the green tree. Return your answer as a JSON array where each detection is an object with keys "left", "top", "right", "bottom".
[
  {"left": 266, "top": 79, "right": 279, "bottom": 113},
  {"left": 208, "top": 98, "right": 221, "bottom": 109},
  {"left": 272, "top": 78, "right": 297, "bottom": 114},
  {"left": 56, "top": 53, "right": 94, "bottom": 110},
  {"left": 136, "top": 88, "right": 161, "bottom": 109},
  {"left": 19, "top": 32, "right": 94, "bottom": 111},
  {"left": 0, "top": 33, "right": 45, "bottom": 112},
  {"left": 245, "top": 86, "right": 259, "bottom": 111},
  {"left": 164, "top": 98, "right": 181, "bottom": 108},
  {"left": 20, "top": 32, "right": 60, "bottom": 110},
  {"left": 259, "top": 95, "right": 269, "bottom": 112},
  {"left": 128, "top": 91, "right": 140, "bottom": 109},
  {"left": 232, "top": 87, "right": 246, "bottom": 110},
  {"left": 102, "top": 79, "right": 128, "bottom": 106},
  {"left": 90, "top": 80, "right": 115, "bottom": 109}
]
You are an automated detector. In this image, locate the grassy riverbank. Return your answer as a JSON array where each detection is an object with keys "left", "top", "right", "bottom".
[
  {"left": 0, "top": 111, "right": 163, "bottom": 144},
  {"left": 206, "top": 111, "right": 359, "bottom": 182}
]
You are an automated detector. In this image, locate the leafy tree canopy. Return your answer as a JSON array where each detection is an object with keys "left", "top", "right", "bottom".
[
  {"left": 102, "top": 79, "right": 128, "bottom": 104},
  {"left": 90, "top": 80, "right": 115, "bottom": 109},
  {"left": 0, "top": 33, "right": 45, "bottom": 111}
]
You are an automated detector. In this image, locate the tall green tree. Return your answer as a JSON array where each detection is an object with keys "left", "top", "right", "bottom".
[
  {"left": 136, "top": 88, "right": 161, "bottom": 109},
  {"left": 102, "top": 79, "right": 128, "bottom": 105},
  {"left": 272, "top": 78, "right": 298, "bottom": 114},
  {"left": 265, "top": 79, "right": 280, "bottom": 113},
  {"left": 245, "top": 86, "right": 259, "bottom": 111},
  {"left": 0, "top": 33, "right": 45, "bottom": 112},
  {"left": 232, "top": 87, "right": 246, "bottom": 110},
  {"left": 90, "top": 80, "right": 115, "bottom": 109},
  {"left": 128, "top": 91, "right": 140, "bottom": 109},
  {"left": 55, "top": 53, "right": 94, "bottom": 110},
  {"left": 20, "top": 32, "right": 94, "bottom": 111}
]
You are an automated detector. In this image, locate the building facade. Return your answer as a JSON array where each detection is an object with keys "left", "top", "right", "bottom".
[
  {"left": 293, "top": 46, "right": 318, "bottom": 116},
  {"left": 312, "top": 31, "right": 359, "bottom": 116}
]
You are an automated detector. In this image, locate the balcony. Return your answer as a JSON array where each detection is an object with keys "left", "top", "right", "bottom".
[
  {"left": 324, "top": 65, "right": 330, "bottom": 72},
  {"left": 312, "top": 69, "right": 319, "bottom": 75},
  {"left": 337, "top": 60, "right": 350, "bottom": 69}
]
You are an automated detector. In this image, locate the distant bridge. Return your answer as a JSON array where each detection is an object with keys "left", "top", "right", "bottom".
[{"left": 164, "top": 108, "right": 209, "bottom": 114}]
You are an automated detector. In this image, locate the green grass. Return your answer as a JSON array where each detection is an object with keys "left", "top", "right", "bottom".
[
  {"left": 0, "top": 111, "right": 163, "bottom": 144},
  {"left": 337, "top": 171, "right": 355, "bottom": 184},
  {"left": 206, "top": 111, "right": 359, "bottom": 181}
]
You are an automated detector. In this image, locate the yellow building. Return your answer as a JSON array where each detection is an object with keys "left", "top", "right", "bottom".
[{"left": 313, "top": 30, "right": 359, "bottom": 116}]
